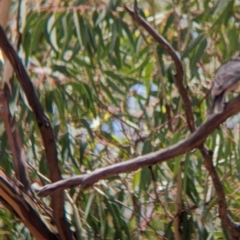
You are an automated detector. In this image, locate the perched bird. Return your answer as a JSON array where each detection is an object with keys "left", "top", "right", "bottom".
[{"left": 208, "top": 57, "right": 240, "bottom": 115}]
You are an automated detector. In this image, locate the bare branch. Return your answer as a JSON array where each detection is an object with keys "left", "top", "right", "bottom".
[
  {"left": 38, "top": 95, "right": 240, "bottom": 196},
  {"left": 0, "top": 25, "right": 73, "bottom": 240},
  {"left": 0, "top": 170, "right": 58, "bottom": 240},
  {"left": 125, "top": 3, "right": 240, "bottom": 238},
  {"left": 200, "top": 147, "right": 240, "bottom": 238},
  {"left": 0, "top": 88, "right": 30, "bottom": 192},
  {"left": 125, "top": 4, "right": 195, "bottom": 132},
  {"left": 0, "top": 2, "right": 29, "bottom": 193},
  {"left": 0, "top": 0, "right": 14, "bottom": 91}
]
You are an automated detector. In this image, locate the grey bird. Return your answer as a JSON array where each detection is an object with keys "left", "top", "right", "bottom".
[{"left": 208, "top": 57, "right": 240, "bottom": 115}]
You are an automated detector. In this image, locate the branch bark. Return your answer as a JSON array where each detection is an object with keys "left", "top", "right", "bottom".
[
  {"left": 38, "top": 96, "right": 240, "bottom": 196},
  {"left": 0, "top": 88, "right": 30, "bottom": 192},
  {"left": 0, "top": 169, "right": 58, "bottom": 240},
  {"left": 125, "top": 4, "right": 195, "bottom": 132},
  {"left": 0, "top": 26, "right": 73, "bottom": 240},
  {"left": 0, "top": 0, "right": 30, "bottom": 193},
  {"left": 38, "top": 97, "right": 240, "bottom": 238},
  {"left": 125, "top": 3, "right": 240, "bottom": 238},
  {"left": 200, "top": 147, "right": 240, "bottom": 239}
]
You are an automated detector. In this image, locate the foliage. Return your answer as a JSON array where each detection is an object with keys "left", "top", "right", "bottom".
[{"left": 1, "top": 0, "right": 240, "bottom": 239}]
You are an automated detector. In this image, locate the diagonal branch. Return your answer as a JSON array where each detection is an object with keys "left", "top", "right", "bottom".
[
  {"left": 0, "top": 169, "right": 58, "bottom": 240},
  {"left": 38, "top": 96, "right": 240, "bottom": 238},
  {"left": 125, "top": 3, "right": 195, "bottom": 132},
  {"left": 0, "top": 88, "right": 30, "bottom": 192},
  {"left": 38, "top": 95, "right": 240, "bottom": 196},
  {"left": 0, "top": 3, "right": 30, "bottom": 192},
  {"left": 200, "top": 147, "right": 240, "bottom": 239},
  {"left": 125, "top": 3, "right": 240, "bottom": 238},
  {"left": 0, "top": 26, "right": 73, "bottom": 240}
]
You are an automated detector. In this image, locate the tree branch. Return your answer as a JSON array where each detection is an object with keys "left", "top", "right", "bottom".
[
  {"left": 38, "top": 95, "right": 240, "bottom": 196},
  {"left": 0, "top": 25, "right": 73, "bottom": 240},
  {"left": 0, "top": 88, "right": 30, "bottom": 192},
  {"left": 200, "top": 147, "right": 240, "bottom": 239},
  {"left": 0, "top": 169, "right": 58, "bottom": 240},
  {"left": 125, "top": 3, "right": 195, "bottom": 132},
  {"left": 0, "top": 4, "right": 29, "bottom": 192},
  {"left": 125, "top": 3, "right": 240, "bottom": 238}
]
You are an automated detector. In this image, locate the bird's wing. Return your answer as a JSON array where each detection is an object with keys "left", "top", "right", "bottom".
[{"left": 212, "top": 59, "right": 240, "bottom": 96}]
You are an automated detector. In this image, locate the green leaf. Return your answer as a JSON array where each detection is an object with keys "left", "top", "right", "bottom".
[
  {"left": 182, "top": 34, "right": 205, "bottom": 59},
  {"left": 190, "top": 37, "right": 207, "bottom": 76}
]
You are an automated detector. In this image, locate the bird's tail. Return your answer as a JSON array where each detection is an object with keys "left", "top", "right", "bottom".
[{"left": 207, "top": 93, "right": 225, "bottom": 116}]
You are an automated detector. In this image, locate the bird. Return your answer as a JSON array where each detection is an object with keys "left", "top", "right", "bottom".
[{"left": 208, "top": 57, "right": 240, "bottom": 115}]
